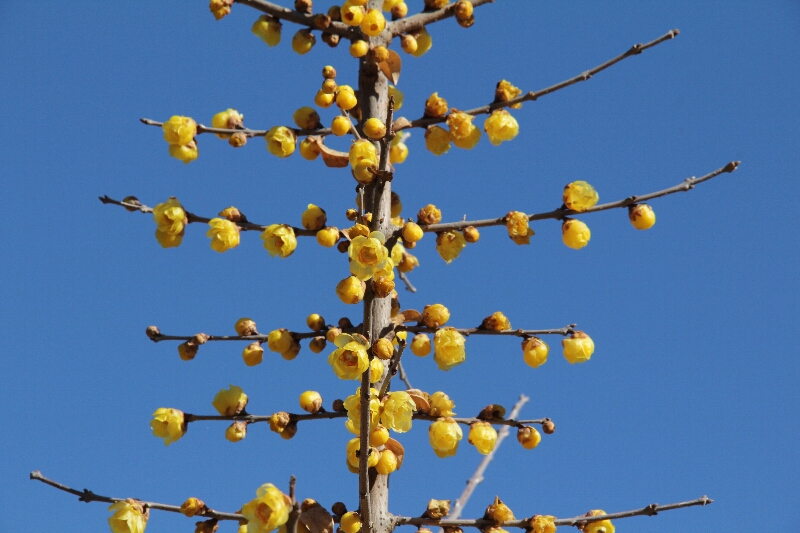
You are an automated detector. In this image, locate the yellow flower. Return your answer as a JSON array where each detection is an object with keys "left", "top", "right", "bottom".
[
  {"left": 301, "top": 204, "right": 327, "bottom": 231},
  {"left": 517, "top": 426, "right": 541, "bottom": 450},
  {"left": 150, "top": 408, "right": 185, "bottom": 446},
  {"left": 505, "top": 211, "right": 534, "bottom": 245},
  {"left": 314, "top": 90, "right": 335, "bottom": 108},
  {"left": 401, "top": 34, "right": 418, "bottom": 54},
  {"left": 349, "top": 231, "right": 390, "bottom": 281},
  {"left": 180, "top": 497, "right": 206, "bottom": 517},
  {"left": 423, "top": 303, "right": 450, "bottom": 327},
  {"left": 108, "top": 499, "right": 147, "bottom": 533},
  {"left": 468, "top": 421, "right": 498, "bottom": 455},
  {"left": 484, "top": 109, "right": 519, "bottom": 146},
  {"left": 168, "top": 141, "right": 199, "bottom": 164},
  {"left": 562, "top": 331, "right": 594, "bottom": 364},
  {"left": 561, "top": 219, "right": 591, "bottom": 250},
  {"left": 370, "top": 425, "right": 390, "bottom": 447},
  {"left": 411, "top": 27, "right": 432, "bottom": 57},
  {"left": 397, "top": 251, "right": 419, "bottom": 273},
  {"left": 433, "top": 328, "right": 466, "bottom": 370},
  {"left": 495, "top": 79, "right": 522, "bottom": 108},
  {"left": 316, "top": 226, "right": 339, "bottom": 247},
  {"left": 481, "top": 311, "right": 511, "bottom": 331},
  {"left": 331, "top": 116, "right": 351, "bottom": 136},
  {"left": 235, "top": 317, "right": 258, "bottom": 336},
  {"left": 155, "top": 230, "right": 183, "bottom": 248},
  {"left": 370, "top": 358, "right": 385, "bottom": 383},
  {"left": 372, "top": 45, "right": 389, "bottom": 62},
  {"left": 162, "top": 116, "right": 197, "bottom": 145},
  {"left": 425, "top": 93, "right": 448, "bottom": 118},
  {"left": 153, "top": 197, "right": 187, "bottom": 236},
  {"left": 212, "top": 384, "right": 248, "bottom": 416},
  {"left": 265, "top": 126, "right": 296, "bottom": 158},
  {"left": 211, "top": 108, "right": 244, "bottom": 138},
  {"left": 291, "top": 29, "right": 315, "bottom": 54},
  {"left": 353, "top": 159, "right": 377, "bottom": 184},
  {"left": 293, "top": 107, "right": 320, "bottom": 130},
  {"left": 522, "top": 337, "right": 549, "bottom": 368},
  {"left": 209, "top": 0, "right": 233, "bottom": 20},
  {"left": 206, "top": 218, "right": 240, "bottom": 252},
  {"left": 629, "top": 203, "right": 656, "bottom": 230},
  {"left": 328, "top": 334, "right": 370, "bottom": 380},
  {"left": 584, "top": 510, "right": 614, "bottom": 533},
  {"left": 241, "top": 483, "right": 291, "bottom": 533},
  {"left": 388, "top": 85, "right": 404, "bottom": 110},
  {"left": 390, "top": 142, "right": 408, "bottom": 163},
  {"left": 363, "top": 118, "right": 387, "bottom": 140},
  {"left": 349, "top": 139, "right": 377, "bottom": 168},
  {"left": 429, "top": 391, "right": 455, "bottom": 417},
  {"left": 349, "top": 40, "right": 369, "bottom": 57},
  {"left": 261, "top": 224, "right": 297, "bottom": 258},
  {"left": 464, "top": 225, "right": 480, "bottom": 243},
  {"left": 454, "top": 0, "right": 474, "bottom": 26},
  {"left": 375, "top": 449, "right": 398, "bottom": 475},
  {"left": 340, "top": 512, "right": 362, "bottom": 533},
  {"left": 383, "top": 0, "right": 402, "bottom": 11},
  {"left": 268, "top": 411, "right": 292, "bottom": 436},
  {"left": 448, "top": 112, "right": 481, "bottom": 150},
  {"left": 242, "top": 342, "right": 264, "bottom": 366},
  {"left": 425, "top": 126, "right": 451, "bottom": 156},
  {"left": 252, "top": 15, "right": 281, "bottom": 47},
  {"left": 341, "top": 4, "right": 365, "bottom": 26},
  {"left": 299, "top": 390, "right": 322, "bottom": 414},
  {"left": 563, "top": 181, "right": 599, "bottom": 212},
  {"left": 429, "top": 417, "right": 463, "bottom": 458},
  {"left": 343, "top": 386, "right": 381, "bottom": 433},
  {"left": 267, "top": 329, "right": 293, "bottom": 353},
  {"left": 336, "top": 85, "right": 358, "bottom": 111},
  {"left": 410, "top": 334, "right": 431, "bottom": 357},
  {"left": 372, "top": 337, "right": 395, "bottom": 360},
  {"left": 381, "top": 390, "right": 417, "bottom": 433},
  {"left": 417, "top": 204, "right": 442, "bottom": 225},
  {"left": 486, "top": 496, "right": 515, "bottom": 523},
  {"left": 361, "top": 9, "right": 386, "bottom": 36},
  {"left": 299, "top": 137, "right": 320, "bottom": 160},
  {"left": 226, "top": 421, "right": 247, "bottom": 442},
  {"left": 336, "top": 276, "right": 366, "bottom": 304},
  {"left": 530, "top": 515, "right": 556, "bottom": 533},
  {"left": 436, "top": 231, "right": 467, "bottom": 263}
]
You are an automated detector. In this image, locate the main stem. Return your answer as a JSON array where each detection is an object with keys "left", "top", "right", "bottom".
[{"left": 358, "top": 5, "right": 393, "bottom": 533}]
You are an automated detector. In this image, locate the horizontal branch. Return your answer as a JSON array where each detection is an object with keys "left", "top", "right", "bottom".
[
  {"left": 394, "top": 496, "right": 713, "bottom": 529},
  {"left": 420, "top": 161, "right": 740, "bottom": 233},
  {"left": 140, "top": 118, "right": 333, "bottom": 140},
  {"left": 99, "top": 195, "right": 319, "bottom": 237},
  {"left": 235, "top": 0, "right": 356, "bottom": 38},
  {"left": 395, "top": 29, "right": 680, "bottom": 131},
  {"left": 146, "top": 326, "right": 361, "bottom": 344},
  {"left": 183, "top": 411, "right": 548, "bottom": 428},
  {"left": 30, "top": 471, "right": 243, "bottom": 521},
  {"left": 388, "top": 0, "right": 495, "bottom": 36},
  {"left": 397, "top": 325, "right": 576, "bottom": 337}
]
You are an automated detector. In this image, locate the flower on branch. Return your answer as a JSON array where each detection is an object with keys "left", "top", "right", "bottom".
[
  {"left": 561, "top": 219, "right": 591, "bottom": 250},
  {"left": 212, "top": 385, "right": 248, "bottom": 416},
  {"left": 429, "top": 417, "right": 463, "bottom": 458},
  {"left": 521, "top": 337, "right": 549, "bottom": 368},
  {"left": 328, "top": 334, "right": 370, "bottom": 380},
  {"left": 252, "top": 16, "right": 281, "bottom": 47},
  {"left": 563, "top": 181, "right": 599, "bottom": 212},
  {"left": 206, "top": 218, "right": 240, "bottom": 252},
  {"left": 433, "top": 328, "right": 466, "bottom": 370},
  {"left": 240, "top": 483, "right": 291, "bottom": 533},
  {"left": 584, "top": 510, "right": 615, "bottom": 533},
  {"left": 381, "top": 391, "right": 417, "bottom": 433},
  {"left": 260, "top": 224, "right": 297, "bottom": 258},
  {"left": 562, "top": 331, "right": 594, "bottom": 364},
  {"left": 349, "top": 231, "right": 390, "bottom": 281},
  {"left": 468, "top": 421, "right": 498, "bottom": 455},
  {"left": 108, "top": 499, "right": 148, "bottom": 533},
  {"left": 344, "top": 386, "right": 380, "bottom": 434},
  {"left": 484, "top": 109, "right": 519, "bottom": 146},
  {"left": 150, "top": 408, "right": 186, "bottom": 446},
  {"left": 436, "top": 231, "right": 467, "bottom": 263}
]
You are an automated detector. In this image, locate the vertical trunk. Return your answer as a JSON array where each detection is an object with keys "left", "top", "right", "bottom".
[{"left": 358, "top": 4, "right": 393, "bottom": 533}]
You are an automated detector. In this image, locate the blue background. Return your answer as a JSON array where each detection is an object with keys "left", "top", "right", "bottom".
[{"left": 2, "top": 1, "right": 798, "bottom": 532}]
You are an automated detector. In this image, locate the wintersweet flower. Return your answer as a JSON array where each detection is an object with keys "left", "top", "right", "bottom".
[
  {"left": 340, "top": 512, "right": 362, "bottom": 533},
  {"left": 410, "top": 334, "right": 431, "bottom": 357},
  {"left": 301, "top": 204, "right": 327, "bottom": 231},
  {"left": 417, "top": 204, "right": 442, "bottom": 225},
  {"left": 212, "top": 385, "right": 248, "bottom": 416},
  {"left": 388, "top": 85, "right": 404, "bottom": 110},
  {"left": 265, "top": 126, "right": 296, "bottom": 158},
  {"left": 468, "top": 421, "right": 498, "bottom": 455},
  {"left": 155, "top": 230, "right": 183, "bottom": 248},
  {"left": 299, "top": 390, "right": 322, "bottom": 414},
  {"left": 266, "top": 329, "right": 293, "bottom": 353},
  {"left": 531, "top": 515, "right": 556, "bottom": 533},
  {"left": 341, "top": 4, "right": 365, "bottom": 26},
  {"left": 429, "top": 417, "right": 463, "bottom": 458},
  {"left": 563, "top": 181, "right": 599, "bottom": 212},
  {"left": 316, "top": 226, "right": 340, "bottom": 247},
  {"left": 336, "top": 85, "right": 358, "bottom": 111},
  {"left": 390, "top": 141, "right": 408, "bottom": 163},
  {"left": 436, "top": 231, "right": 467, "bottom": 263},
  {"left": 401, "top": 34, "right": 418, "bottom": 54},
  {"left": 484, "top": 109, "right": 519, "bottom": 146},
  {"left": 521, "top": 337, "right": 549, "bottom": 368},
  {"left": 375, "top": 448, "right": 398, "bottom": 475},
  {"left": 561, "top": 219, "right": 591, "bottom": 250},
  {"left": 336, "top": 276, "right": 366, "bottom": 304},
  {"left": 448, "top": 111, "right": 481, "bottom": 150},
  {"left": 584, "top": 510, "right": 615, "bottom": 533},
  {"left": 299, "top": 137, "right": 320, "bottom": 160},
  {"left": 242, "top": 342, "right": 264, "bottom": 366},
  {"left": 261, "top": 224, "right": 297, "bottom": 258},
  {"left": 241, "top": 484, "right": 291, "bottom": 533},
  {"left": 411, "top": 26, "right": 432, "bottom": 57},
  {"left": 361, "top": 9, "right": 386, "bottom": 36},
  {"left": 562, "top": 331, "right": 594, "bottom": 364},
  {"left": 343, "top": 386, "right": 381, "bottom": 434},
  {"left": 495, "top": 79, "right": 522, "bottom": 108},
  {"left": 291, "top": 29, "right": 315, "bottom": 55},
  {"left": 349, "top": 40, "right": 369, "bottom": 58},
  {"left": 629, "top": 203, "right": 656, "bottom": 230},
  {"left": 481, "top": 311, "right": 511, "bottom": 331},
  {"left": 369, "top": 358, "right": 385, "bottom": 383},
  {"left": 211, "top": 108, "right": 244, "bottom": 138},
  {"left": 162, "top": 116, "right": 197, "bottom": 146},
  {"left": 235, "top": 318, "right": 257, "bottom": 336},
  {"left": 328, "top": 333, "right": 370, "bottom": 380},
  {"left": 293, "top": 107, "right": 320, "bottom": 130},
  {"left": 429, "top": 391, "right": 455, "bottom": 417},
  {"left": 348, "top": 139, "right": 377, "bottom": 168},
  {"left": 349, "top": 231, "right": 390, "bottom": 281},
  {"left": 433, "top": 328, "right": 466, "bottom": 370},
  {"left": 505, "top": 211, "right": 534, "bottom": 245},
  {"left": 424, "top": 93, "right": 448, "bottom": 118},
  {"left": 153, "top": 197, "right": 187, "bottom": 236},
  {"left": 226, "top": 421, "right": 247, "bottom": 442},
  {"left": 252, "top": 15, "right": 282, "bottom": 47},
  {"left": 422, "top": 303, "right": 450, "bottom": 328},
  {"left": 108, "top": 499, "right": 148, "bottom": 533},
  {"left": 168, "top": 141, "right": 199, "bottom": 164},
  {"left": 206, "top": 218, "right": 240, "bottom": 252},
  {"left": 209, "top": 0, "right": 233, "bottom": 20},
  {"left": 486, "top": 496, "right": 515, "bottom": 523},
  {"left": 425, "top": 126, "right": 451, "bottom": 156},
  {"left": 372, "top": 337, "right": 395, "bottom": 360},
  {"left": 381, "top": 390, "right": 417, "bottom": 433},
  {"left": 517, "top": 426, "right": 541, "bottom": 450},
  {"left": 150, "top": 408, "right": 186, "bottom": 446},
  {"left": 180, "top": 497, "right": 206, "bottom": 518}
]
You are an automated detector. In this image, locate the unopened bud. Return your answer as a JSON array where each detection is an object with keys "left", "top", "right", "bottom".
[
  {"left": 322, "top": 32, "right": 340, "bottom": 47},
  {"left": 331, "top": 502, "right": 347, "bottom": 516},
  {"left": 337, "top": 240, "right": 350, "bottom": 253},
  {"left": 192, "top": 333, "right": 210, "bottom": 345},
  {"left": 542, "top": 418, "right": 555, "bottom": 434},
  {"left": 146, "top": 325, "right": 161, "bottom": 339},
  {"left": 180, "top": 497, "right": 207, "bottom": 518},
  {"left": 229, "top": 132, "right": 247, "bottom": 148},
  {"left": 454, "top": 0, "right": 473, "bottom": 20},
  {"left": 327, "top": 5, "right": 340, "bottom": 21},
  {"left": 219, "top": 206, "right": 246, "bottom": 222},
  {"left": 122, "top": 196, "right": 142, "bottom": 212},
  {"left": 314, "top": 14, "right": 330, "bottom": 29},
  {"left": 309, "top": 336, "right": 327, "bottom": 353},
  {"left": 457, "top": 15, "right": 474, "bottom": 28},
  {"left": 391, "top": 2, "right": 408, "bottom": 19},
  {"left": 326, "top": 327, "right": 342, "bottom": 342},
  {"left": 295, "top": 0, "right": 312, "bottom": 15},
  {"left": 332, "top": 399, "right": 345, "bottom": 412},
  {"left": 178, "top": 341, "right": 199, "bottom": 361},
  {"left": 345, "top": 208, "right": 359, "bottom": 221},
  {"left": 235, "top": 318, "right": 258, "bottom": 336},
  {"left": 372, "top": 276, "right": 395, "bottom": 298},
  {"left": 463, "top": 226, "right": 480, "bottom": 243},
  {"left": 478, "top": 404, "right": 506, "bottom": 420}
]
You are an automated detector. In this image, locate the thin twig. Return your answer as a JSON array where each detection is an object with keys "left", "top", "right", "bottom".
[
  {"left": 394, "top": 496, "right": 713, "bottom": 529},
  {"left": 398, "top": 271, "right": 417, "bottom": 293},
  {"left": 139, "top": 117, "right": 333, "bottom": 138},
  {"left": 396, "top": 29, "right": 680, "bottom": 132},
  {"left": 29, "top": 471, "right": 243, "bottom": 521},
  {"left": 449, "top": 395, "right": 529, "bottom": 521},
  {"left": 378, "top": 338, "right": 407, "bottom": 397},
  {"left": 396, "top": 362, "right": 412, "bottom": 390},
  {"left": 418, "top": 162, "right": 740, "bottom": 234},
  {"left": 388, "top": 0, "right": 495, "bottom": 36},
  {"left": 398, "top": 325, "right": 576, "bottom": 338},
  {"left": 235, "top": 0, "right": 356, "bottom": 38},
  {"left": 146, "top": 326, "right": 361, "bottom": 344}
]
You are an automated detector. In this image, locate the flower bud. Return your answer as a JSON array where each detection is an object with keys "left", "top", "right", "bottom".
[
  {"left": 242, "top": 343, "right": 264, "bottom": 366},
  {"left": 424, "top": 93, "right": 448, "bottom": 118},
  {"left": 332, "top": 398, "right": 345, "bottom": 412},
  {"left": 429, "top": 391, "right": 455, "bottom": 417},
  {"left": 178, "top": 341, "right": 199, "bottom": 361},
  {"left": 321, "top": 79, "right": 338, "bottom": 95},
  {"left": 350, "top": 40, "right": 369, "bottom": 57},
  {"left": 563, "top": 181, "right": 599, "bottom": 212},
  {"left": 181, "top": 497, "right": 207, "bottom": 517},
  {"left": 268, "top": 411, "right": 291, "bottom": 435},
  {"left": 584, "top": 511, "right": 614, "bottom": 533},
  {"left": 484, "top": 109, "right": 519, "bottom": 145},
  {"left": 291, "top": 29, "right": 316, "bottom": 55},
  {"left": 314, "top": 14, "right": 331, "bottom": 29},
  {"left": 336, "top": 87, "right": 359, "bottom": 111},
  {"left": 211, "top": 108, "right": 244, "bottom": 138},
  {"left": 372, "top": 45, "right": 389, "bottom": 62},
  {"left": 463, "top": 226, "right": 480, "bottom": 243},
  {"left": 398, "top": 251, "right": 419, "bottom": 273},
  {"left": 372, "top": 338, "right": 395, "bottom": 360},
  {"left": 267, "top": 328, "right": 294, "bottom": 353},
  {"left": 401, "top": 222, "right": 424, "bottom": 244},
  {"left": 373, "top": 276, "right": 395, "bottom": 298},
  {"left": 417, "top": 204, "right": 442, "bottom": 225},
  {"left": 305, "top": 313, "right": 325, "bottom": 331},
  {"left": 314, "top": 89, "right": 335, "bottom": 108},
  {"left": 401, "top": 34, "right": 418, "bottom": 54},
  {"left": 485, "top": 496, "right": 515, "bottom": 523},
  {"left": 301, "top": 204, "right": 327, "bottom": 231},
  {"left": 340, "top": 512, "right": 362, "bottom": 533},
  {"left": 212, "top": 385, "right": 248, "bottom": 416},
  {"left": 495, "top": 80, "right": 522, "bottom": 107},
  {"left": 145, "top": 325, "right": 161, "bottom": 339},
  {"left": 316, "top": 226, "right": 340, "bottom": 247},
  {"left": 226, "top": 421, "right": 247, "bottom": 442},
  {"left": 309, "top": 336, "right": 327, "bottom": 353},
  {"left": 530, "top": 515, "right": 556, "bottom": 533},
  {"left": 168, "top": 141, "right": 199, "bottom": 164},
  {"left": 195, "top": 519, "right": 219, "bottom": 533},
  {"left": 562, "top": 330, "right": 594, "bottom": 364},
  {"left": 561, "top": 219, "right": 591, "bottom": 249},
  {"left": 363, "top": 118, "right": 387, "bottom": 140},
  {"left": 390, "top": 142, "right": 408, "bottom": 163},
  {"left": 295, "top": 0, "right": 312, "bottom": 13},
  {"left": 542, "top": 418, "right": 555, "bottom": 434},
  {"left": 505, "top": 211, "right": 534, "bottom": 245},
  {"left": 327, "top": 5, "right": 341, "bottom": 20},
  {"left": 370, "top": 425, "right": 390, "bottom": 446},
  {"left": 425, "top": 499, "right": 451, "bottom": 519},
  {"left": 331, "top": 502, "right": 347, "bottom": 516},
  {"left": 281, "top": 339, "right": 301, "bottom": 360},
  {"left": 251, "top": 15, "right": 282, "bottom": 47},
  {"left": 337, "top": 276, "right": 366, "bottom": 304},
  {"left": 341, "top": 4, "right": 364, "bottom": 26},
  {"left": 375, "top": 448, "right": 398, "bottom": 475},
  {"left": 326, "top": 327, "right": 342, "bottom": 342},
  {"left": 517, "top": 426, "right": 542, "bottom": 450},
  {"left": 229, "top": 132, "right": 247, "bottom": 147},
  {"left": 521, "top": 337, "right": 549, "bottom": 368},
  {"left": 299, "top": 390, "right": 323, "bottom": 414},
  {"left": 293, "top": 107, "right": 321, "bottom": 130},
  {"left": 265, "top": 126, "right": 297, "bottom": 158},
  {"left": 410, "top": 334, "right": 431, "bottom": 356},
  {"left": 209, "top": 0, "right": 233, "bottom": 20},
  {"left": 469, "top": 421, "right": 498, "bottom": 455},
  {"left": 454, "top": 1, "right": 473, "bottom": 21},
  {"left": 422, "top": 303, "right": 450, "bottom": 328},
  {"left": 361, "top": 9, "right": 386, "bottom": 36},
  {"left": 481, "top": 311, "right": 511, "bottom": 331},
  {"left": 391, "top": 2, "right": 408, "bottom": 19},
  {"left": 629, "top": 203, "right": 656, "bottom": 230},
  {"left": 411, "top": 26, "right": 432, "bottom": 56}
]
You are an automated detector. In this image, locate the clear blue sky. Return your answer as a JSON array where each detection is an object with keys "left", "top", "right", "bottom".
[{"left": 2, "top": 2, "right": 798, "bottom": 532}]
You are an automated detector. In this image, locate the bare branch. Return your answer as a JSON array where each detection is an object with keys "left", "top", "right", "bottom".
[
  {"left": 419, "top": 161, "right": 739, "bottom": 234},
  {"left": 235, "top": 0, "right": 356, "bottom": 38},
  {"left": 388, "top": 0, "right": 495, "bottom": 36},
  {"left": 378, "top": 337, "right": 407, "bottom": 397},
  {"left": 139, "top": 117, "right": 333, "bottom": 138},
  {"left": 394, "top": 496, "right": 713, "bottom": 529},
  {"left": 396, "top": 361, "right": 413, "bottom": 390},
  {"left": 449, "top": 395, "right": 529, "bottom": 521},
  {"left": 30, "top": 471, "right": 243, "bottom": 521},
  {"left": 395, "top": 29, "right": 680, "bottom": 131},
  {"left": 398, "top": 325, "right": 576, "bottom": 338},
  {"left": 146, "top": 326, "right": 360, "bottom": 344},
  {"left": 398, "top": 271, "right": 417, "bottom": 293}
]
